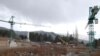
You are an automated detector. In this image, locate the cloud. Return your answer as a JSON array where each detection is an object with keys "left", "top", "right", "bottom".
[
  {"left": 0, "top": 0, "right": 100, "bottom": 37},
  {"left": 0, "top": 0, "right": 97, "bottom": 24}
]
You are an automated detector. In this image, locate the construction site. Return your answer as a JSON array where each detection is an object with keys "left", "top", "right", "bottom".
[
  {"left": 0, "top": 0, "right": 100, "bottom": 56},
  {"left": 0, "top": 37, "right": 99, "bottom": 56}
]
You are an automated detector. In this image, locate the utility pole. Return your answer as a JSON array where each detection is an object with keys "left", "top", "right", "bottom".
[{"left": 27, "top": 31, "right": 30, "bottom": 42}]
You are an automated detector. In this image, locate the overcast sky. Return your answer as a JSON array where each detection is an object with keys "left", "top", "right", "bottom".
[{"left": 0, "top": 0, "right": 100, "bottom": 39}]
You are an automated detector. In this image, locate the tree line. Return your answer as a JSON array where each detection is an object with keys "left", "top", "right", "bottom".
[
  {"left": 0, "top": 29, "right": 17, "bottom": 38},
  {"left": 0, "top": 29, "right": 85, "bottom": 45},
  {"left": 29, "top": 32, "right": 80, "bottom": 44}
]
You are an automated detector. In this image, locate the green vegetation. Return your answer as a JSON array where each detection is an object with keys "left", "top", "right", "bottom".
[
  {"left": 0, "top": 29, "right": 16, "bottom": 38},
  {"left": 30, "top": 32, "right": 53, "bottom": 42},
  {"left": 29, "top": 32, "right": 79, "bottom": 44}
]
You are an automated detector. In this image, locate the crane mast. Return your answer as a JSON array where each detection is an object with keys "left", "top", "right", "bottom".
[
  {"left": 9, "top": 16, "right": 15, "bottom": 43},
  {"left": 87, "top": 6, "right": 100, "bottom": 50}
]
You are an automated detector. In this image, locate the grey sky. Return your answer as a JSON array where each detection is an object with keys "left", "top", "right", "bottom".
[
  {"left": 0, "top": 0, "right": 94, "bottom": 24},
  {"left": 0, "top": 0, "right": 100, "bottom": 40}
]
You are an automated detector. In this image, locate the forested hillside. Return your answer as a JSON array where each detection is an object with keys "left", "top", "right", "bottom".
[{"left": 0, "top": 27, "right": 16, "bottom": 38}]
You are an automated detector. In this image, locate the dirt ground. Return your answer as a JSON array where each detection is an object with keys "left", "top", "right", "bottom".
[{"left": 0, "top": 43, "right": 99, "bottom": 56}]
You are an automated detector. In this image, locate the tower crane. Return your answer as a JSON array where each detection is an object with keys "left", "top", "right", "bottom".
[
  {"left": 86, "top": 6, "right": 100, "bottom": 50},
  {"left": 0, "top": 16, "right": 50, "bottom": 47}
]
